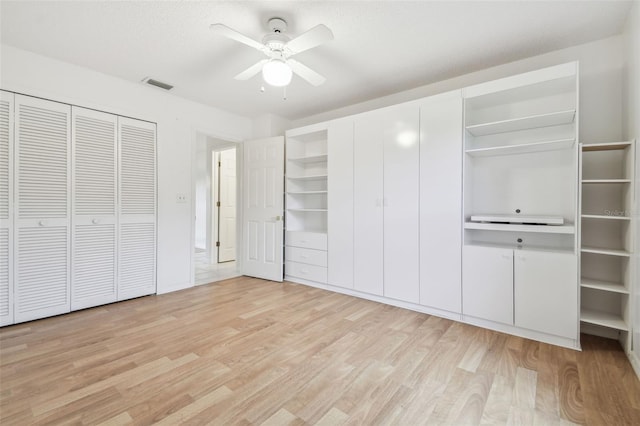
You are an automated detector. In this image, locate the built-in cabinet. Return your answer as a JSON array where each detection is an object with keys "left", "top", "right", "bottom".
[
  {"left": 580, "top": 140, "right": 636, "bottom": 349},
  {"left": 0, "top": 90, "right": 156, "bottom": 326},
  {"left": 284, "top": 126, "right": 329, "bottom": 284},
  {"left": 461, "top": 62, "right": 580, "bottom": 346}
]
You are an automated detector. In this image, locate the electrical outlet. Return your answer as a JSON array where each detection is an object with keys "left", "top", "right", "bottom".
[{"left": 176, "top": 193, "right": 187, "bottom": 203}]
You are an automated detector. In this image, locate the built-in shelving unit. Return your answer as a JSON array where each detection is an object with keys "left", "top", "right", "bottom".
[
  {"left": 463, "top": 62, "right": 579, "bottom": 253},
  {"left": 579, "top": 140, "right": 635, "bottom": 344},
  {"left": 284, "top": 125, "right": 329, "bottom": 284},
  {"left": 461, "top": 62, "right": 580, "bottom": 347}
]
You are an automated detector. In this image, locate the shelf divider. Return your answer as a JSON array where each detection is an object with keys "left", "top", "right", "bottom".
[
  {"left": 581, "top": 278, "right": 629, "bottom": 294},
  {"left": 581, "top": 246, "right": 631, "bottom": 257},
  {"left": 464, "top": 222, "right": 574, "bottom": 234},
  {"left": 466, "top": 138, "right": 574, "bottom": 157}
]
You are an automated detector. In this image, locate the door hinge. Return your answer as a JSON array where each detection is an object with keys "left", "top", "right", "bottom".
[
  {"left": 218, "top": 161, "right": 221, "bottom": 167},
  {"left": 216, "top": 241, "right": 220, "bottom": 247},
  {"left": 216, "top": 201, "right": 221, "bottom": 207}
]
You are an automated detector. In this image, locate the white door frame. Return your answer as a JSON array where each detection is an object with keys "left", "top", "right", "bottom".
[{"left": 190, "top": 129, "right": 243, "bottom": 286}]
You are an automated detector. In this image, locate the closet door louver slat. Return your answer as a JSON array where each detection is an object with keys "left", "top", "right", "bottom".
[
  {"left": 0, "top": 92, "right": 13, "bottom": 325},
  {"left": 14, "top": 95, "right": 71, "bottom": 323},
  {"left": 118, "top": 117, "right": 156, "bottom": 300},
  {"left": 71, "top": 107, "right": 118, "bottom": 310}
]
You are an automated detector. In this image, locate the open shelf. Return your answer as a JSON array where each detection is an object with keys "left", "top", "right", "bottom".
[
  {"left": 581, "top": 214, "right": 630, "bottom": 221},
  {"left": 580, "top": 278, "right": 628, "bottom": 294},
  {"left": 580, "top": 308, "right": 628, "bottom": 331},
  {"left": 286, "top": 174, "right": 328, "bottom": 181},
  {"left": 581, "top": 246, "right": 631, "bottom": 257},
  {"left": 286, "top": 190, "right": 327, "bottom": 195},
  {"left": 465, "top": 138, "right": 574, "bottom": 157},
  {"left": 464, "top": 222, "right": 574, "bottom": 234},
  {"left": 287, "top": 208, "right": 328, "bottom": 212},
  {"left": 582, "top": 141, "right": 633, "bottom": 152},
  {"left": 287, "top": 154, "right": 328, "bottom": 164},
  {"left": 582, "top": 179, "right": 631, "bottom": 184},
  {"left": 465, "top": 109, "right": 575, "bottom": 136}
]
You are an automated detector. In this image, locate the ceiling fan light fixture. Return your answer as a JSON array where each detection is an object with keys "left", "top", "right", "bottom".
[{"left": 262, "top": 59, "right": 292, "bottom": 87}]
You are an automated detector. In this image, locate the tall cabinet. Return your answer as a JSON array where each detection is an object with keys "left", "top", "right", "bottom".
[
  {"left": 0, "top": 90, "right": 157, "bottom": 326},
  {"left": 580, "top": 140, "right": 636, "bottom": 349},
  {"left": 462, "top": 62, "right": 580, "bottom": 346}
]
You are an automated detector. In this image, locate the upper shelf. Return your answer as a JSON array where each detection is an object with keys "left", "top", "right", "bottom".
[
  {"left": 465, "top": 138, "right": 574, "bottom": 157},
  {"left": 582, "top": 179, "right": 631, "bottom": 184},
  {"left": 466, "top": 109, "right": 576, "bottom": 137},
  {"left": 288, "top": 154, "right": 328, "bottom": 164}
]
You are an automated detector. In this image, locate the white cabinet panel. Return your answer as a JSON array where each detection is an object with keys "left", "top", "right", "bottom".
[
  {"left": 15, "top": 95, "right": 71, "bottom": 323},
  {"left": 285, "top": 231, "right": 326, "bottom": 250},
  {"left": 285, "top": 246, "right": 327, "bottom": 267},
  {"left": 353, "top": 113, "right": 384, "bottom": 296},
  {"left": 285, "top": 261, "right": 327, "bottom": 283},
  {"left": 383, "top": 105, "right": 420, "bottom": 303},
  {"left": 328, "top": 120, "right": 354, "bottom": 289},
  {"left": 463, "top": 245, "right": 513, "bottom": 324},
  {"left": 420, "top": 92, "right": 463, "bottom": 312},
  {"left": 515, "top": 250, "right": 577, "bottom": 339},
  {"left": 0, "top": 91, "right": 13, "bottom": 326},
  {"left": 72, "top": 107, "right": 117, "bottom": 310},
  {"left": 118, "top": 117, "right": 156, "bottom": 299}
]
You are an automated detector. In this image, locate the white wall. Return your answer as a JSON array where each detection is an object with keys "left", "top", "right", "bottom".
[
  {"left": 253, "top": 113, "right": 291, "bottom": 138},
  {"left": 0, "top": 45, "right": 253, "bottom": 294},
  {"left": 194, "top": 133, "right": 209, "bottom": 251},
  {"left": 294, "top": 35, "right": 626, "bottom": 144}
]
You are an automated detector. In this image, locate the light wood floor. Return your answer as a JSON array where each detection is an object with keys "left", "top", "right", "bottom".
[{"left": 1, "top": 277, "right": 640, "bottom": 425}]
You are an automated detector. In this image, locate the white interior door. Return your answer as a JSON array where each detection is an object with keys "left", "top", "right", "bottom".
[
  {"left": 218, "top": 148, "right": 236, "bottom": 263},
  {"left": 118, "top": 117, "right": 156, "bottom": 300},
  {"left": 71, "top": 107, "right": 117, "bottom": 310},
  {"left": 14, "top": 95, "right": 71, "bottom": 323},
  {"left": 241, "top": 136, "right": 284, "bottom": 282},
  {"left": 0, "top": 91, "right": 14, "bottom": 326}
]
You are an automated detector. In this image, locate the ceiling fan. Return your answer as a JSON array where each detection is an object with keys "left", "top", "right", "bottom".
[{"left": 210, "top": 18, "right": 333, "bottom": 87}]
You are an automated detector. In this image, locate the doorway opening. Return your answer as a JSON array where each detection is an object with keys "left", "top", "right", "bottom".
[{"left": 193, "top": 133, "right": 240, "bottom": 285}]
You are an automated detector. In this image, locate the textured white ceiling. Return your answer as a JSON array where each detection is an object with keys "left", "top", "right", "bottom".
[{"left": 0, "top": 1, "right": 633, "bottom": 120}]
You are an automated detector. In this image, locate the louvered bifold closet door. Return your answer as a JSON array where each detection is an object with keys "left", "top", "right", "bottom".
[
  {"left": 0, "top": 91, "right": 14, "bottom": 326},
  {"left": 118, "top": 117, "right": 156, "bottom": 300},
  {"left": 71, "top": 107, "right": 117, "bottom": 310},
  {"left": 14, "top": 95, "right": 71, "bottom": 323}
]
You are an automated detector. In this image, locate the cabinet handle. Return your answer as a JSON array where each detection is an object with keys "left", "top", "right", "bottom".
[
  {"left": 300, "top": 255, "right": 308, "bottom": 259},
  {"left": 38, "top": 220, "right": 46, "bottom": 227},
  {"left": 501, "top": 255, "right": 511, "bottom": 260},
  {"left": 301, "top": 269, "right": 309, "bottom": 274},
  {"left": 92, "top": 219, "right": 100, "bottom": 225}
]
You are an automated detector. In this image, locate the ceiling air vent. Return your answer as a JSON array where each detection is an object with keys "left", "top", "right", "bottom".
[{"left": 141, "top": 77, "right": 174, "bottom": 91}]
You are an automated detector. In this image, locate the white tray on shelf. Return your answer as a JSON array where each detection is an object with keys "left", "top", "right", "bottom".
[{"left": 470, "top": 214, "right": 564, "bottom": 225}]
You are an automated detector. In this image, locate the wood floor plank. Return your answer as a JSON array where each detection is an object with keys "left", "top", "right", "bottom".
[{"left": 1, "top": 277, "right": 639, "bottom": 425}]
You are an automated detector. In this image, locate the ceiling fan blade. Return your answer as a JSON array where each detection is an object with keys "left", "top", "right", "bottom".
[
  {"left": 234, "top": 59, "right": 268, "bottom": 80},
  {"left": 285, "top": 24, "right": 334, "bottom": 55},
  {"left": 288, "top": 59, "right": 326, "bottom": 86},
  {"left": 210, "top": 23, "right": 266, "bottom": 52}
]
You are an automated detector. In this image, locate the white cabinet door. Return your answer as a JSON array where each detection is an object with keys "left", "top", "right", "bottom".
[
  {"left": 328, "top": 119, "right": 354, "bottom": 289},
  {"left": 463, "top": 245, "right": 513, "bottom": 324},
  {"left": 118, "top": 117, "right": 156, "bottom": 300},
  {"left": 514, "top": 250, "right": 578, "bottom": 339},
  {"left": 419, "top": 91, "right": 463, "bottom": 312},
  {"left": 383, "top": 105, "right": 420, "bottom": 303},
  {"left": 14, "top": 95, "right": 71, "bottom": 323},
  {"left": 0, "top": 91, "right": 13, "bottom": 326},
  {"left": 242, "top": 136, "right": 284, "bottom": 282},
  {"left": 353, "top": 113, "right": 384, "bottom": 296},
  {"left": 71, "top": 107, "right": 118, "bottom": 310}
]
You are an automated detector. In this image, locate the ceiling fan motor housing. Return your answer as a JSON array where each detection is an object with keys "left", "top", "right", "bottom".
[{"left": 267, "top": 17, "right": 287, "bottom": 33}]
